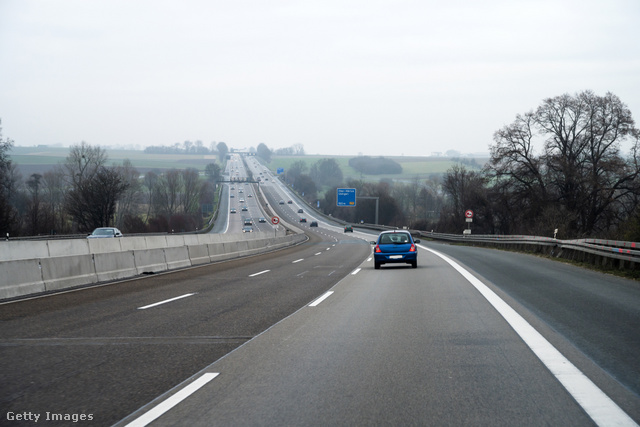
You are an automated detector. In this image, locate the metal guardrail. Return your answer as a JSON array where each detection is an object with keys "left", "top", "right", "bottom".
[{"left": 418, "top": 232, "right": 640, "bottom": 267}]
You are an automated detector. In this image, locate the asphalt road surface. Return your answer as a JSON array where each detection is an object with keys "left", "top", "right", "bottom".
[
  {"left": 1, "top": 226, "right": 371, "bottom": 426},
  {"left": 1, "top": 156, "right": 638, "bottom": 426},
  {"left": 115, "top": 239, "right": 640, "bottom": 427}
]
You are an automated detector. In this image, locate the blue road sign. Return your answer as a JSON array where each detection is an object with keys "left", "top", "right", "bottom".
[
  {"left": 337, "top": 188, "right": 356, "bottom": 207},
  {"left": 277, "top": 168, "right": 284, "bottom": 174}
]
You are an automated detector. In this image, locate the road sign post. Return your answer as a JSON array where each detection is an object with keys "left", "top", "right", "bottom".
[{"left": 464, "top": 210, "right": 473, "bottom": 235}]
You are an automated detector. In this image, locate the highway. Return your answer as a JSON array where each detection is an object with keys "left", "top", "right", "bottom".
[{"left": 1, "top": 155, "right": 639, "bottom": 426}]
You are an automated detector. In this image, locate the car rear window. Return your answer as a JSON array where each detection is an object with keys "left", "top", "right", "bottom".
[{"left": 380, "top": 233, "right": 410, "bottom": 244}]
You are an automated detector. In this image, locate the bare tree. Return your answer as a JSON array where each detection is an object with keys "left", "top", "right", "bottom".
[
  {"left": 0, "top": 121, "right": 19, "bottom": 235},
  {"left": 392, "top": 177, "right": 422, "bottom": 226},
  {"left": 256, "top": 143, "right": 272, "bottom": 163},
  {"left": 217, "top": 142, "right": 229, "bottom": 163},
  {"left": 26, "top": 173, "right": 43, "bottom": 234},
  {"left": 181, "top": 168, "right": 202, "bottom": 214},
  {"left": 63, "top": 142, "right": 107, "bottom": 188},
  {"left": 154, "top": 169, "right": 182, "bottom": 216},
  {"left": 488, "top": 91, "right": 640, "bottom": 237},
  {"left": 441, "top": 164, "right": 489, "bottom": 233},
  {"left": 205, "top": 162, "right": 222, "bottom": 187},
  {"left": 65, "top": 166, "right": 129, "bottom": 231},
  {"left": 42, "top": 167, "right": 68, "bottom": 234},
  {"left": 143, "top": 171, "right": 160, "bottom": 222},
  {"left": 115, "top": 159, "right": 142, "bottom": 229},
  {"left": 310, "top": 158, "right": 343, "bottom": 188}
]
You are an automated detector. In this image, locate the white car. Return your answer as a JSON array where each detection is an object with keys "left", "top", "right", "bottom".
[{"left": 87, "top": 227, "right": 123, "bottom": 238}]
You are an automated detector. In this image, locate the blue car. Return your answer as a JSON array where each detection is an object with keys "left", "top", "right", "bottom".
[{"left": 371, "top": 230, "right": 420, "bottom": 269}]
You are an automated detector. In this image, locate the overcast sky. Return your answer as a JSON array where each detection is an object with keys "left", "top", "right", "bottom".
[{"left": 1, "top": 0, "right": 639, "bottom": 156}]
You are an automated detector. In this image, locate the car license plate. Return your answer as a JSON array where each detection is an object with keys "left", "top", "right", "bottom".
[{"left": 389, "top": 255, "right": 403, "bottom": 259}]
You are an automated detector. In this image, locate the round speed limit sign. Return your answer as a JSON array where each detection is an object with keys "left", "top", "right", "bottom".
[
  {"left": 271, "top": 216, "right": 280, "bottom": 225},
  {"left": 465, "top": 210, "right": 474, "bottom": 218}
]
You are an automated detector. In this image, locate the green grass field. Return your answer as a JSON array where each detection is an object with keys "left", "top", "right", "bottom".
[
  {"left": 264, "top": 155, "right": 478, "bottom": 182},
  {"left": 9, "top": 146, "right": 486, "bottom": 181},
  {"left": 9, "top": 146, "right": 222, "bottom": 172}
]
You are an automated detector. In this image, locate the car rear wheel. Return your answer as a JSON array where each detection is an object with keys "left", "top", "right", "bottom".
[
  {"left": 411, "top": 261, "right": 417, "bottom": 268},
  {"left": 374, "top": 262, "right": 381, "bottom": 270}
]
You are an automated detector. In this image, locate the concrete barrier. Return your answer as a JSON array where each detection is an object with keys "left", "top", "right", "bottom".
[
  {"left": 120, "top": 236, "right": 149, "bottom": 251},
  {"left": 187, "top": 244, "right": 210, "bottom": 265},
  {"left": 163, "top": 246, "right": 191, "bottom": 270},
  {"left": 145, "top": 236, "right": 169, "bottom": 249},
  {"left": 166, "top": 235, "right": 186, "bottom": 248},
  {"left": 1, "top": 232, "right": 307, "bottom": 300},
  {"left": 40, "top": 254, "right": 97, "bottom": 291},
  {"left": 87, "top": 238, "right": 123, "bottom": 254},
  {"left": 0, "top": 259, "right": 44, "bottom": 298},
  {"left": 94, "top": 251, "right": 137, "bottom": 282},
  {"left": 0, "top": 241, "right": 49, "bottom": 262},
  {"left": 47, "top": 239, "right": 90, "bottom": 257},
  {"left": 134, "top": 249, "right": 167, "bottom": 274}
]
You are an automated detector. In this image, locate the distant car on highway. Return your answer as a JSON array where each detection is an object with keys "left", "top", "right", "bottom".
[
  {"left": 297, "top": 209, "right": 303, "bottom": 213},
  {"left": 310, "top": 221, "right": 318, "bottom": 227},
  {"left": 344, "top": 225, "right": 353, "bottom": 233},
  {"left": 241, "top": 206, "right": 248, "bottom": 211},
  {"left": 288, "top": 200, "right": 293, "bottom": 204},
  {"left": 300, "top": 217, "right": 307, "bottom": 223},
  {"left": 371, "top": 230, "right": 420, "bottom": 269},
  {"left": 230, "top": 208, "right": 237, "bottom": 213},
  {"left": 87, "top": 227, "right": 123, "bottom": 238},
  {"left": 242, "top": 226, "right": 253, "bottom": 233},
  {"left": 259, "top": 217, "right": 267, "bottom": 223},
  {"left": 279, "top": 200, "right": 285, "bottom": 205}
]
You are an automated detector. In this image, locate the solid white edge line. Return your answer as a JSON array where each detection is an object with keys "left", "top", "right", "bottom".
[
  {"left": 419, "top": 244, "right": 636, "bottom": 427},
  {"left": 137, "top": 293, "right": 196, "bottom": 310},
  {"left": 249, "top": 270, "right": 270, "bottom": 277},
  {"left": 309, "top": 291, "right": 333, "bottom": 307},
  {"left": 125, "top": 372, "right": 219, "bottom": 427},
  {"left": 351, "top": 268, "right": 361, "bottom": 275}
]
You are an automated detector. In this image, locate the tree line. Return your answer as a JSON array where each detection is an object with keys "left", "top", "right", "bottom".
[
  {"left": 0, "top": 133, "right": 224, "bottom": 237},
  {"left": 278, "top": 91, "right": 640, "bottom": 240},
  {"left": 144, "top": 140, "right": 229, "bottom": 161}
]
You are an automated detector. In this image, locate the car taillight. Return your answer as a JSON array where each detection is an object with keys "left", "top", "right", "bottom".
[
  {"left": 375, "top": 245, "right": 381, "bottom": 253},
  {"left": 409, "top": 244, "right": 416, "bottom": 252}
]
